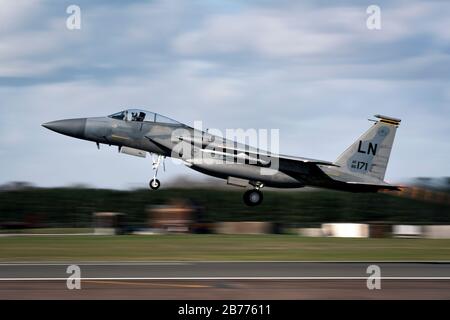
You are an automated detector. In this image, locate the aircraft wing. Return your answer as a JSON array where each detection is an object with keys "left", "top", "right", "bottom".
[
  {"left": 174, "top": 134, "right": 338, "bottom": 166},
  {"left": 148, "top": 133, "right": 338, "bottom": 169},
  {"left": 198, "top": 145, "right": 338, "bottom": 167}
]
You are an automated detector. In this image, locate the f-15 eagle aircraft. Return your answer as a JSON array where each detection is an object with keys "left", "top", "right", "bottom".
[{"left": 43, "top": 110, "right": 401, "bottom": 206}]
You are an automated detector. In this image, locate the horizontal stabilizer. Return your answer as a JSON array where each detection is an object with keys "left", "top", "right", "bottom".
[{"left": 345, "top": 181, "right": 402, "bottom": 191}]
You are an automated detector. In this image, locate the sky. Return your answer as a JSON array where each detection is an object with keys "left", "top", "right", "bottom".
[{"left": 0, "top": 0, "right": 449, "bottom": 189}]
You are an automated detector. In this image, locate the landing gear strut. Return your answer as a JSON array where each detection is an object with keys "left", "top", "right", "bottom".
[
  {"left": 243, "top": 183, "right": 264, "bottom": 206},
  {"left": 149, "top": 154, "right": 164, "bottom": 190}
]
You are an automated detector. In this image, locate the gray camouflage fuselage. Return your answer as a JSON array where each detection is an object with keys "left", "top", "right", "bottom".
[{"left": 42, "top": 111, "right": 401, "bottom": 193}]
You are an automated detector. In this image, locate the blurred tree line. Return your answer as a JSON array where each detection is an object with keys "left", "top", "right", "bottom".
[{"left": 0, "top": 186, "right": 449, "bottom": 228}]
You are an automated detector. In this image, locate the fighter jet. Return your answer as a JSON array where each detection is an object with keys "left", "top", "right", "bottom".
[{"left": 42, "top": 110, "right": 401, "bottom": 206}]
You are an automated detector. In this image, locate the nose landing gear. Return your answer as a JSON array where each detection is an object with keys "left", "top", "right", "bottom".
[
  {"left": 149, "top": 154, "right": 164, "bottom": 190},
  {"left": 149, "top": 178, "right": 160, "bottom": 190}
]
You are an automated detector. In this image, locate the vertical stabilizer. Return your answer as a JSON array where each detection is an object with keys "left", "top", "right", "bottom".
[{"left": 334, "top": 115, "right": 401, "bottom": 181}]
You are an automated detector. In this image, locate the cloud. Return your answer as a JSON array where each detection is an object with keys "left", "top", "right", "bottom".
[
  {"left": 0, "top": 0, "right": 42, "bottom": 33},
  {"left": 173, "top": 11, "right": 350, "bottom": 57},
  {"left": 172, "top": 2, "right": 450, "bottom": 66}
]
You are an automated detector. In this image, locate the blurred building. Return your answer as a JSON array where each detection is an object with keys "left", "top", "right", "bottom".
[
  {"left": 322, "top": 223, "right": 369, "bottom": 238},
  {"left": 148, "top": 200, "right": 193, "bottom": 233},
  {"left": 93, "top": 212, "right": 126, "bottom": 235},
  {"left": 215, "top": 222, "right": 273, "bottom": 235}
]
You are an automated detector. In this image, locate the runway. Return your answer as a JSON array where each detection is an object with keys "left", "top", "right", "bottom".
[{"left": 1, "top": 262, "right": 449, "bottom": 299}]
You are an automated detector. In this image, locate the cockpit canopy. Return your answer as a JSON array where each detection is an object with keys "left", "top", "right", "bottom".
[{"left": 108, "top": 109, "right": 180, "bottom": 125}]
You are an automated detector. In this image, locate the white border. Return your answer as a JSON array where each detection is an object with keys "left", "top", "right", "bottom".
[
  {"left": 1, "top": 261, "right": 450, "bottom": 265},
  {"left": 1, "top": 277, "right": 450, "bottom": 281}
]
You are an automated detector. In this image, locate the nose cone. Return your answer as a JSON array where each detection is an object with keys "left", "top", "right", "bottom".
[{"left": 42, "top": 118, "right": 87, "bottom": 139}]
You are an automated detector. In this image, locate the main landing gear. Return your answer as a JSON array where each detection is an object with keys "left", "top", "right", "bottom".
[
  {"left": 243, "top": 183, "right": 264, "bottom": 206},
  {"left": 149, "top": 154, "right": 164, "bottom": 190}
]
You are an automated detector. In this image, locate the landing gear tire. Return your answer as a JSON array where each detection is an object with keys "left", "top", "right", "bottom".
[
  {"left": 243, "top": 190, "right": 263, "bottom": 206},
  {"left": 149, "top": 178, "right": 161, "bottom": 190}
]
